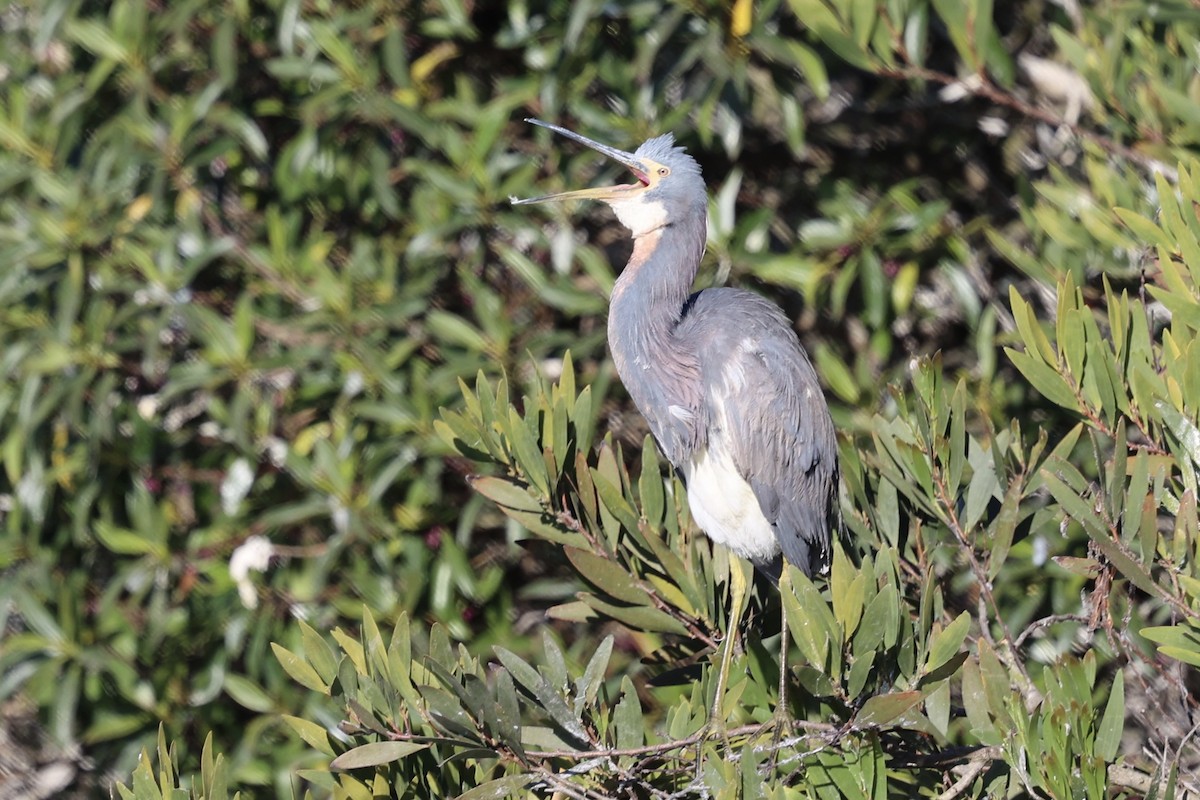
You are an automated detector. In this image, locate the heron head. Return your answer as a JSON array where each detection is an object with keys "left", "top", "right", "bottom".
[{"left": 511, "top": 119, "right": 704, "bottom": 237}]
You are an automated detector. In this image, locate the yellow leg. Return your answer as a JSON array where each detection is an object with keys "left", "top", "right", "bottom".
[
  {"left": 711, "top": 558, "right": 751, "bottom": 735},
  {"left": 776, "top": 566, "right": 793, "bottom": 723},
  {"left": 769, "top": 567, "right": 794, "bottom": 769}
]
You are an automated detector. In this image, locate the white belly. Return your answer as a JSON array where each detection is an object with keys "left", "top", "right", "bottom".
[{"left": 683, "top": 443, "right": 780, "bottom": 564}]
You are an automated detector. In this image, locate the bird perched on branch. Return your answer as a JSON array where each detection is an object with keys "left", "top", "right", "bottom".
[{"left": 512, "top": 119, "right": 840, "bottom": 726}]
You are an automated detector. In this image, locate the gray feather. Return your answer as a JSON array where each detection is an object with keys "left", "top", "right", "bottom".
[{"left": 676, "top": 288, "right": 838, "bottom": 577}]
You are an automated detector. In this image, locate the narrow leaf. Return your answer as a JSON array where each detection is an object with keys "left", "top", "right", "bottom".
[
  {"left": 282, "top": 715, "right": 335, "bottom": 756},
  {"left": 1096, "top": 670, "right": 1124, "bottom": 762},
  {"left": 925, "top": 611, "right": 970, "bottom": 675},
  {"left": 469, "top": 476, "right": 542, "bottom": 513},
  {"left": 453, "top": 775, "right": 534, "bottom": 800},
  {"left": 855, "top": 691, "right": 923, "bottom": 727},
  {"left": 271, "top": 643, "right": 329, "bottom": 694},
  {"left": 330, "top": 741, "right": 430, "bottom": 770},
  {"left": 564, "top": 547, "right": 651, "bottom": 606}
]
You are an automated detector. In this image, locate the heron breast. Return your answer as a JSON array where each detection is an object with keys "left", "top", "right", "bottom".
[{"left": 683, "top": 442, "right": 781, "bottom": 565}]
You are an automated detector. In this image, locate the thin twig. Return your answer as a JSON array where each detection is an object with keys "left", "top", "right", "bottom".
[
  {"left": 524, "top": 721, "right": 834, "bottom": 760},
  {"left": 935, "top": 746, "right": 1002, "bottom": 800},
  {"left": 932, "top": 469, "right": 1034, "bottom": 694},
  {"left": 1109, "top": 763, "right": 1200, "bottom": 800},
  {"left": 1013, "top": 613, "right": 1088, "bottom": 650}
]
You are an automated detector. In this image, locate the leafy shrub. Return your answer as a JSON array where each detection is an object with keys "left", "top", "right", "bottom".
[{"left": 2, "top": 0, "right": 1199, "bottom": 798}]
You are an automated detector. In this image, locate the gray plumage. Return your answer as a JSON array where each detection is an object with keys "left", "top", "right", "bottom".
[{"left": 514, "top": 122, "right": 839, "bottom": 578}]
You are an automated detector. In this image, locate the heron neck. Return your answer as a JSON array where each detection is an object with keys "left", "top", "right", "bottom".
[
  {"left": 610, "top": 216, "right": 705, "bottom": 338},
  {"left": 606, "top": 215, "right": 706, "bottom": 428}
]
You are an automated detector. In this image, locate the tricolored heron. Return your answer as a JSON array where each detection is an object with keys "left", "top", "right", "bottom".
[{"left": 512, "top": 119, "right": 840, "bottom": 730}]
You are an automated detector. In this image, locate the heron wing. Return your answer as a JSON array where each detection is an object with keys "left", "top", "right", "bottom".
[{"left": 681, "top": 288, "right": 838, "bottom": 577}]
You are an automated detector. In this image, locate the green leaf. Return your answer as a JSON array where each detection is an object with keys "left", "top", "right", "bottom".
[
  {"left": 507, "top": 406, "right": 551, "bottom": 496},
  {"left": 94, "top": 522, "right": 162, "bottom": 557},
  {"left": 961, "top": 656, "right": 997, "bottom": 742},
  {"left": 638, "top": 436, "right": 666, "bottom": 528},
  {"left": 1043, "top": 470, "right": 1164, "bottom": 598},
  {"left": 1008, "top": 285, "right": 1058, "bottom": 363},
  {"left": 453, "top": 775, "right": 533, "bottom": 800},
  {"left": 564, "top": 547, "right": 651, "bottom": 606},
  {"left": 130, "top": 752, "right": 163, "bottom": 800},
  {"left": 855, "top": 690, "right": 923, "bottom": 727},
  {"left": 299, "top": 621, "right": 339, "bottom": 684},
  {"left": 84, "top": 713, "right": 152, "bottom": 745},
  {"left": 815, "top": 343, "right": 860, "bottom": 404},
  {"left": 577, "top": 635, "right": 614, "bottom": 707},
  {"left": 493, "top": 670, "right": 524, "bottom": 758},
  {"left": 420, "top": 686, "right": 479, "bottom": 741},
  {"left": 546, "top": 601, "right": 597, "bottom": 623},
  {"left": 330, "top": 741, "right": 431, "bottom": 770},
  {"left": 1149, "top": 284, "right": 1200, "bottom": 334},
  {"left": 494, "top": 648, "right": 588, "bottom": 745},
  {"left": 469, "top": 476, "right": 542, "bottom": 512},
  {"left": 1140, "top": 624, "right": 1200, "bottom": 651},
  {"left": 223, "top": 674, "right": 275, "bottom": 713},
  {"left": 614, "top": 676, "right": 644, "bottom": 755},
  {"left": 271, "top": 643, "right": 329, "bottom": 694},
  {"left": 154, "top": 725, "right": 174, "bottom": 792},
  {"left": 1006, "top": 348, "right": 1079, "bottom": 409},
  {"left": 496, "top": 506, "right": 586, "bottom": 547},
  {"left": 1096, "top": 670, "right": 1124, "bottom": 762},
  {"left": 929, "top": 0, "right": 980, "bottom": 69},
  {"left": 65, "top": 19, "right": 130, "bottom": 62},
  {"left": 1157, "top": 645, "right": 1200, "bottom": 668},
  {"left": 780, "top": 40, "right": 831, "bottom": 100},
  {"left": 922, "top": 651, "right": 969, "bottom": 685},
  {"left": 963, "top": 440, "right": 998, "bottom": 531},
  {"left": 1113, "top": 207, "right": 1173, "bottom": 250},
  {"left": 831, "top": 544, "right": 865, "bottom": 638},
  {"left": 926, "top": 680, "right": 951, "bottom": 737},
  {"left": 924, "top": 611, "right": 970, "bottom": 676},
  {"left": 200, "top": 731, "right": 224, "bottom": 800},
  {"left": 331, "top": 627, "right": 367, "bottom": 676},
  {"left": 976, "top": 640, "right": 1011, "bottom": 728},
  {"left": 541, "top": 629, "right": 569, "bottom": 693},
  {"left": 1157, "top": 401, "right": 1200, "bottom": 472},
  {"left": 854, "top": 583, "right": 896, "bottom": 656},
  {"left": 282, "top": 715, "right": 335, "bottom": 757},
  {"left": 846, "top": 649, "right": 876, "bottom": 700},
  {"left": 426, "top": 310, "right": 490, "bottom": 352},
  {"left": 581, "top": 595, "right": 689, "bottom": 636},
  {"left": 876, "top": 478, "right": 900, "bottom": 547},
  {"left": 948, "top": 383, "right": 966, "bottom": 499},
  {"left": 849, "top": 0, "right": 877, "bottom": 47},
  {"left": 987, "top": 477, "right": 1022, "bottom": 579},
  {"left": 591, "top": 466, "right": 640, "bottom": 535},
  {"left": 1038, "top": 469, "right": 1104, "bottom": 536},
  {"left": 784, "top": 566, "right": 839, "bottom": 676}
]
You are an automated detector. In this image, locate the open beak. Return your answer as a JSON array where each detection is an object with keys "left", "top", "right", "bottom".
[{"left": 511, "top": 119, "right": 651, "bottom": 206}]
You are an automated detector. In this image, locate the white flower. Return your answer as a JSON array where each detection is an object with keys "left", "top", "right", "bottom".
[
  {"left": 343, "top": 371, "right": 364, "bottom": 398},
  {"left": 1032, "top": 535, "right": 1049, "bottom": 567},
  {"left": 229, "top": 536, "right": 275, "bottom": 609},
  {"left": 221, "top": 458, "right": 254, "bottom": 516},
  {"left": 1018, "top": 53, "right": 1095, "bottom": 124},
  {"left": 330, "top": 498, "right": 350, "bottom": 536},
  {"left": 939, "top": 74, "right": 984, "bottom": 103},
  {"left": 263, "top": 436, "right": 288, "bottom": 468},
  {"left": 136, "top": 395, "right": 159, "bottom": 420}
]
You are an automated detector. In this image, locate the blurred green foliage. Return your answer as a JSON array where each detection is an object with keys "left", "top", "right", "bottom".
[{"left": 1, "top": 0, "right": 1199, "bottom": 797}]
